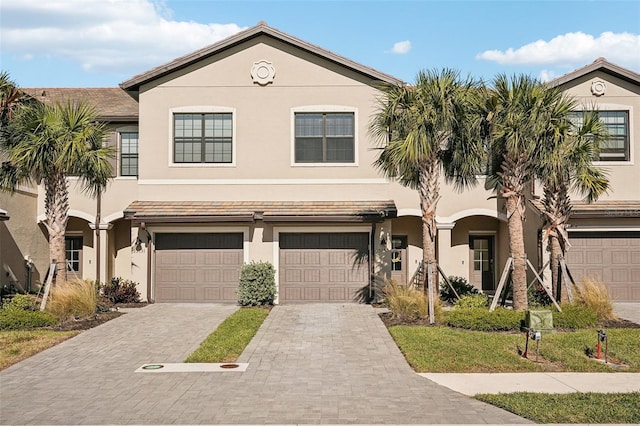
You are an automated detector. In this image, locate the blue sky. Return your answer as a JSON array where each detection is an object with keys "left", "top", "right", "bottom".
[{"left": 1, "top": 0, "right": 639, "bottom": 88}]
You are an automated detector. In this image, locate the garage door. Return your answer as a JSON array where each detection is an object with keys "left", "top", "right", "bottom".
[
  {"left": 566, "top": 232, "right": 640, "bottom": 301},
  {"left": 155, "top": 233, "right": 243, "bottom": 302},
  {"left": 279, "top": 233, "right": 369, "bottom": 302}
]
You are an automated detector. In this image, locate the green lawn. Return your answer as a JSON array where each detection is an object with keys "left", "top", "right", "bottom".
[
  {"left": 0, "top": 330, "right": 79, "bottom": 370},
  {"left": 476, "top": 392, "right": 640, "bottom": 423},
  {"left": 388, "top": 326, "right": 640, "bottom": 372},
  {"left": 185, "top": 306, "right": 270, "bottom": 363}
]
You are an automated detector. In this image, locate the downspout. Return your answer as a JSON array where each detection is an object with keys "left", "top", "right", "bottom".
[
  {"left": 95, "top": 192, "right": 101, "bottom": 283},
  {"left": 369, "top": 221, "right": 376, "bottom": 302}
]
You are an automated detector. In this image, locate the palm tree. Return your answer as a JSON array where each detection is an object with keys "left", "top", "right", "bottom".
[
  {"left": 483, "top": 74, "right": 572, "bottom": 311},
  {"left": 0, "top": 99, "right": 113, "bottom": 283},
  {"left": 537, "top": 108, "right": 609, "bottom": 300},
  {"left": 370, "top": 68, "right": 485, "bottom": 304}
]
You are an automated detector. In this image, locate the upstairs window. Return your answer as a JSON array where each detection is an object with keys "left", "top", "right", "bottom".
[
  {"left": 569, "top": 110, "right": 630, "bottom": 161},
  {"left": 295, "top": 112, "right": 354, "bottom": 163},
  {"left": 120, "top": 132, "right": 138, "bottom": 176},
  {"left": 174, "top": 113, "right": 232, "bottom": 163}
]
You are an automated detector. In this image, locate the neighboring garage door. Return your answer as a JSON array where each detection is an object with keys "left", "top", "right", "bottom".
[
  {"left": 155, "top": 233, "right": 243, "bottom": 302},
  {"left": 279, "top": 233, "right": 369, "bottom": 302},
  {"left": 566, "top": 232, "right": 640, "bottom": 301}
]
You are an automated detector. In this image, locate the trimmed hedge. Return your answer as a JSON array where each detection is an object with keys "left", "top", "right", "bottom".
[
  {"left": 454, "top": 294, "right": 489, "bottom": 309},
  {"left": 553, "top": 304, "right": 598, "bottom": 329},
  {"left": 0, "top": 309, "right": 58, "bottom": 330},
  {"left": 445, "top": 307, "right": 524, "bottom": 331},
  {"left": 237, "top": 262, "right": 276, "bottom": 306}
]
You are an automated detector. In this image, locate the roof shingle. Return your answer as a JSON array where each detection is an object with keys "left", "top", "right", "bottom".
[{"left": 22, "top": 88, "right": 138, "bottom": 121}]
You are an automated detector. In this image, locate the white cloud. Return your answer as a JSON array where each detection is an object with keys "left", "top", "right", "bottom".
[
  {"left": 476, "top": 31, "right": 640, "bottom": 70},
  {"left": 0, "top": 0, "right": 246, "bottom": 78},
  {"left": 389, "top": 40, "right": 411, "bottom": 54},
  {"left": 538, "top": 70, "right": 557, "bottom": 82}
]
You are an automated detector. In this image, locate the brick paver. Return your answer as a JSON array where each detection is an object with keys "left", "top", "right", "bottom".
[{"left": 0, "top": 303, "right": 529, "bottom": 424}]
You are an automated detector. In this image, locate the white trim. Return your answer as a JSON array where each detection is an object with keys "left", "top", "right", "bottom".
[
  {"left": 568, "top": 226, "right": 640, "bottom": 232},
  {"left": 575, "top": 103, "right": 634, "bottom": 165},
  {"left": 136, "top": 178, "right": 387, "bottom": 185},
  {"left": 38, "top": 209, "right": 95, "bottom": 224},
  {"left": 168, "top": 106, "right": 237, "bottom": 168},
  {"left": 115, "top": 126, "right": 139, "bottom": 179},
  {"left": 437, "top": 208, "right": 507, "bottom": 223},
  {"left": 272, "top": 225, "right": 371, "bottom": 304},
  {"left": 103, "top": 211, "right": 124, "bottom": 224},
  {"left": 436, "top": 222, "right": 455, "bottom": 230},
  {"left": 290, "top": 106, "right": 359, "bottom": 167}
]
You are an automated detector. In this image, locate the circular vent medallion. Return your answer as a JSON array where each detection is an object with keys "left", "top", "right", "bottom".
[
  {"left": 251, "top": 60, "right": 276, "bottom": 86},
  {"left": 591, "top": 80, "right": 606, "bottom": 96}
]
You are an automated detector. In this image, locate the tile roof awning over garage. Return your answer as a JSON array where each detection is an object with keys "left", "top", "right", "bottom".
[
  {"left": 123, "top": 201, "right": 397, "bottom": 224},
  {"left": 531, "top": 200, "right": 640, "bottom": 219}
]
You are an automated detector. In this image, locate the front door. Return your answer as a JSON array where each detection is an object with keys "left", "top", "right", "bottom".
[
  {"left": 469, "top": 235, "right": 494, "bottom": 291},
  {"left": 390, "top": 235, "right": 407, "bottom": 285}
]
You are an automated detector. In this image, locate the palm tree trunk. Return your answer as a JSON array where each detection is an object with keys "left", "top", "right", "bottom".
[
  {"left": 44, "top": 171, "right": 69, "bottom": 283},
  {"left": 505, "top": 194, "right": 528, "bottom": 310},
  {"left": 549, "top": 234, "right": 564, "bottom": 301},
  {"left": 419, "top": 158, "right": 440, "bottom": 297}
]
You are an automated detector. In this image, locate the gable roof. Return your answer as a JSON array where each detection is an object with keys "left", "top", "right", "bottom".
[
  {"left": 121, "top": 22, "right": 403, "bottom": 90},
  {"left": 547, "top": 57, "right": 640, "bottom": 88},
  {"left": 22, "top": 88, "right": 138, "bottom": 122}
]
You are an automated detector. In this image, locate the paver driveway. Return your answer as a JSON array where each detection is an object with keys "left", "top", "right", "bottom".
[{"left": 0, "top": 303, "right": 529, "bottom": 424}]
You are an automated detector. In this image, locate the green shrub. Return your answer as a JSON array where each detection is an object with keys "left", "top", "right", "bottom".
[
  {"left": 47, "top": 280, "right": 97, "bottom": 320},
  {"left": 445, "top": 307, "right": 524, "bottom": 331},
  {"left": 2, "top": 294, "right": 36, "bottom": 311},
  {"left": 237, "top": 262, "right": 276, "bottom": 306},
  {"left": 440, "top": 276, "right": 479, "bottom": 303},
  {"left": 0, "top": 309, "right": 58, "bottom": 330},
  {"left": 554, "top": 303, "right": 598, "bottom": 329},
  {"left": 101, "top": 277, "right": 141, "bottom": 304},
  {"left": 454, "top": 294, "right": 489, "bottom": 309}
]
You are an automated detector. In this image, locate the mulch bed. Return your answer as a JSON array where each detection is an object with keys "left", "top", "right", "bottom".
[{"left": 49, "top": 302, "right": 148, "bottom": 331}]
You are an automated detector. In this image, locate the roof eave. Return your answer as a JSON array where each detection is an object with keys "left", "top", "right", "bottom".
[
  {"left": 547, "top": 60, "right": 640, "bottom": 88},
  {"left": 120, "top": 24, "right": 402, "bottom": 91}
]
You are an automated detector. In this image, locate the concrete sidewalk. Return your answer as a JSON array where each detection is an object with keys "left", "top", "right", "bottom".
[{"left": 420, "top": 372, "right": 640, "bottom": 396}]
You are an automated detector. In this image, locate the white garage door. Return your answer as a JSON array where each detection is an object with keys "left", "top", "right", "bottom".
[
  {"left": 279, "top": 233, "right": 369, "bottom": 302},
  {"left": 566, "top": 231, "right": 640, "bottom": 301},
  {"left": 155, "top": 233, "right": 243, "bottom": 302}
]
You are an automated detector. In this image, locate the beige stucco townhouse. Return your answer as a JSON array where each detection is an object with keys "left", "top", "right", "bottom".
[{"left": 1, "top": 24, "right": 638, "bottom": 302}]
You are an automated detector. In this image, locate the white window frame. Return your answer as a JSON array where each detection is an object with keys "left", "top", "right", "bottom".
[
  {"left": 168, "top": 106, "right": 237, "bottom": 168},
  {"left": 290, "top": 105, "right": 358, "bottom": 167},
  {"left": 115, "top": 125, "right": 139, "bottom": 179},
  {"left": 574, "top": 103, "right": 634, "bottom": 166}
]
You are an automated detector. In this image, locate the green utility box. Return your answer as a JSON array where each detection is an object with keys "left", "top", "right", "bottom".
[{"left": 525, "top": 310, "right": 555, "bottom": 335}]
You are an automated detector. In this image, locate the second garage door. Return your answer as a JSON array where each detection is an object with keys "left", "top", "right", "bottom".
[
  {"left": 155, "top": 233, "right": 243, "bottom": 303},
  {"left": 566, "top": 231, "right": 640, "bottom": 301},
  {"left": 279, "top": 233, "right": 369, "bottom": 302}
]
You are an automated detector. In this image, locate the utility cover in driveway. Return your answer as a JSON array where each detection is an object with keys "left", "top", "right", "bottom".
[
  {"left": 279, "top": 233, "right": 369, "bottom": 302},
  {"left": 567, "top": 231, "right": 640, "bottom": 301},
  {"left": 155, "top": 233, "right": 243, "bottom": 302}
]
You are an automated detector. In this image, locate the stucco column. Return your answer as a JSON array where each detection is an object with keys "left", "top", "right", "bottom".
[
  {"left": 436, "top": 222, "right": 456, "bottom": 279},
  {"left": 89, "top": 222, "right": 112, "bottom": 283}
]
